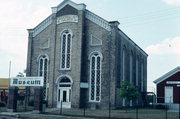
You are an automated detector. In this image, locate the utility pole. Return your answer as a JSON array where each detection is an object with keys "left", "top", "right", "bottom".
[
  {"left": 8, "top": 61, "right": 11, "bottom": 85},
  {"left": 179, "top": 86, "right": 180, "bottom": 119}
]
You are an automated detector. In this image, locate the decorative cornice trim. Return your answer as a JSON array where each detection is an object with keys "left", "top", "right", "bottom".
[
  {"left": 31, "top": 15, "right": 53, "bottom": 37},
  {"left": 85, "top": 10, "right": 111, "bottom": 31}
]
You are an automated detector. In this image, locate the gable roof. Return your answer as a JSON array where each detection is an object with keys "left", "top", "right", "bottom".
[
  {"left": 28, "top": 0, "right": 111, "bottom": 37},
  {"left": 51, "top": 0, "right": 86, "bottom": 13},
  {"left": 153, "top": 66, "right": 180, "bottom": 84}
]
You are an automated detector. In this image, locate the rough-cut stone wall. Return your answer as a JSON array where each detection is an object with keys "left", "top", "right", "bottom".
[{"left": 26, "top": 2, "right": 147, "bottom": 109}]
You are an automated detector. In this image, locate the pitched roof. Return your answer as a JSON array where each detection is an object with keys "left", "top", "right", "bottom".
[
  {"left": 153, "top": 66, "right": 180, "bottom": 84},
  {"left": 52, "top": 0, "right": 86, "bottom": 13}
]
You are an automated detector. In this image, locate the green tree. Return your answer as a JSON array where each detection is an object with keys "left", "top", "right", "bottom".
[
  {"left": 120, "top": 81, "right": 138, "bottom": 105},
  {"left": 16, "top": 72, "right": 25, "bottom": 77}
]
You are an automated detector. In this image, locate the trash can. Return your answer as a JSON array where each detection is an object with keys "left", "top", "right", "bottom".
[
  {"left": 42, "top": 103, "right": 46, "bottom": 113},
  {"left": 42, "top": 100, "right": 47, "bottom": 113}
]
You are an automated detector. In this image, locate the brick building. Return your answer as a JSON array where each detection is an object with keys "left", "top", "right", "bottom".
[{"left": 26, "top": 0, "right": 148, "bottom": 109}]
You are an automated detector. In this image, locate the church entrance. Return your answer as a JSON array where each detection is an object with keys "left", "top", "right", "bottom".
[{"left": 57, "top": 76, "right": 72, "bottom": 108}]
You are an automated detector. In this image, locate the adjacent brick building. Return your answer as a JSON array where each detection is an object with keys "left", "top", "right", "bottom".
[{"left": 26, "top": 0, "right": 148, "bottom": 109}]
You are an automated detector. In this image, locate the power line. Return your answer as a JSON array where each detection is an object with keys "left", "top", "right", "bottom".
[
  {"left": 121, "top": 14, "right": 180, "bottom": 27},
  {"left": 119, "top": 7, "right": 180, "bottom": 20},
  {"left": 117, "top": 7, "right": 180, "bottom": 26}
]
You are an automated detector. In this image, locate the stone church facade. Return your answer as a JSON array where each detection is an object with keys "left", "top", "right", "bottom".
[{"left": 26, "top": 0, "right": 148, "bottom": 109}]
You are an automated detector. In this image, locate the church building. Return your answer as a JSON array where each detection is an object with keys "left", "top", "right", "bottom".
[{"left": 26, "top": 0, "right": 148, "bottom": 109}]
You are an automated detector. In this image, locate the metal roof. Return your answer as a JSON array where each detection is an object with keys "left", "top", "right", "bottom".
[{"left": 153, "top": 66, "right": 180, "bottom": 84}]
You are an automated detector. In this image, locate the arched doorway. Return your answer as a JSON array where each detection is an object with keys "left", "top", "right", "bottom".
[{"left": 57, "top": 76, "right": 72, "bottom": 108}]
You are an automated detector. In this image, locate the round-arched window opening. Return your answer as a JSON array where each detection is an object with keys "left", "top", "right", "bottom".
[{"left": 59, "top": 77, "right": 72, "bottom": 87}]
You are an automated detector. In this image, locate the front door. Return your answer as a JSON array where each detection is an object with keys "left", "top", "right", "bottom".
[
  {"left": 57, "top": 87, "right": 71, "bottom": 108},
  {"left": 165, "top": 86, "right": 173, "bottom": 103},
  {"left": 57, "top": 76, "right": 72, "bottom": 108}
]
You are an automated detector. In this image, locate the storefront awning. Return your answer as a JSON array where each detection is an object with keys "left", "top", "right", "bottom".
[{"left": 0, "top": 78, "right": 25, "bottom": 90}]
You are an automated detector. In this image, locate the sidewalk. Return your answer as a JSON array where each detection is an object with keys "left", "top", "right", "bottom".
[{"left": 0, "top": 109, "right": 95, "bottom": 119}]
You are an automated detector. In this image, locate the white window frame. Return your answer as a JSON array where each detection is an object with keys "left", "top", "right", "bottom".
[
  {"left": 56, "top": 75, "right": 73, "bottom": 108},
  {"left": 38, "top": 54, "right": 49, "bottom": 100},
  {"left": 141, "top": 63, "right": 144, "bottom": 92},
  {"left": 60, "top": 29, "right": 72, "bottom": 70},
  {"left": 122, "top": 48, "right": 125, "bottom": 81},
  {"left": 136, "top": 58, "right": 139, "bottom": 86},
  {"left": 130, "top": 52, "right": 133, "bottom": 84},
  {"left": 89, "top": 52, "right": 102, "bottom": 102}
]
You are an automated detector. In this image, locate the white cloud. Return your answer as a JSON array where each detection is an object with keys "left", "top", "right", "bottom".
[
  {"left": 145, "top": 37, "right": 180, "bottom": 55},
  {"left": 162, "top": 0, "right": 180, "bottom": 5},
  {"left": 145, "top": 37, "right": 180, "bottom": 92},
  {"left": 0, "top": 0, "right": 60, "bottom": 77}
]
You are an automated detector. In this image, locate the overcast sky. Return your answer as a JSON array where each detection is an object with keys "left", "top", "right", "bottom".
[{"left": 0, "top": 0, "right": 180, "bottom": 92}]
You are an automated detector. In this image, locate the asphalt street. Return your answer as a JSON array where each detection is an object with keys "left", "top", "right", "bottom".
[{"left": 0, "top": 116, "right": 19, "bottom": 119}]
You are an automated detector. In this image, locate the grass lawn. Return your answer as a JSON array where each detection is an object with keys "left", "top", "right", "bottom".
[
  {"left": 46, "top": 108, "right": 179, "bottom": 119},
  {"left": 1, "top": 107, "right": 179, "bottom": 119},
  {"left": 19, "top": 114, "right": 93, "bottom": 119}
]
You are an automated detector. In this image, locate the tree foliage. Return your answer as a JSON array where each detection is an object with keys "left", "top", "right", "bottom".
[
  {"left": 120, "top": 81, "right": 138, "bottom": 101},
  {"left": 16, "top": 72, "right": 24, "bottom": 77}
]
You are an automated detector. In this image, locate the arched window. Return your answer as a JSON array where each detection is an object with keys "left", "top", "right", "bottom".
[
  {"left": 89, "top": 52, "right": 102, "bottom": 102},
  {"left": 130, "top": 52, "right": 133, "bottom": 84},
  {"left": 38, "top": 55, "right": 49, "bottom": 99},
  {"left": 59, "top": 77, "right": 72, "bottom": 88},
  {"left": 141, "top": 62, "right": 144, "bottom": 92},
  {"left": 121, "top": 47, "right": 127, "bottom": 106},
  {"left": 122, "top": 48, "right": 126, "bottom": 81},
  {"left": 136, "top": 56, "right": 139, "bottom": 86},
  {"left": 60, "top": 30, "right": 72, "bottom": 70}
]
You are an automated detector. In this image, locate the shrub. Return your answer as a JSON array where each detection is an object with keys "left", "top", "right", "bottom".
[
  {"left": 0, "top": 102, "right": 6, "bottom": 107},
  {"left": 155, "top": 104, "right": 167, "bottom": 109}
]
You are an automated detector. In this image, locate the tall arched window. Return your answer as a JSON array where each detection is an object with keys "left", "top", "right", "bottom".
[
  {"left": 130, "top": 52, "right": 133, "bottom": 84},
  {"left": 122, "top": 48, "right": 126, "bottom": 81},
  {"left": 60, "top": 30, "right": 72, "bottom": 70},
  {"left": 122, "top": 47, "right": 126, "bottom": 106},
  {"left": 141, "top": 62, "right": 144, "bottom": 92},
  {"left": 89, "top": 52, "right": 102, "bottom": 102},
  {"left": 38, "top": 55, "right": 49, "bottom": 99},
  {"left": 136, "top": 56, "right": 139, "bottom": 86}
]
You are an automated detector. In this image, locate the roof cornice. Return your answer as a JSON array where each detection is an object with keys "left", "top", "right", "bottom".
[
  {"left": 153, "top": 66, "right": 180, "bottom": 84},
  {"left": 85, "top": 10, "right": 111, "bottom": 31},
  {"left": 118, "top": 29, "right": 148, "bottom": 57}
]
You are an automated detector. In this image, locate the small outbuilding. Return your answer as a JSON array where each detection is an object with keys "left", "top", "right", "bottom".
[{"left": 153, "top": 66, "right": 180, "bottom": 109}]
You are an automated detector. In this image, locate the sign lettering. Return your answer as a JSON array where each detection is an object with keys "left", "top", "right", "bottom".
[
  {"left": 57, "top": 15, "right": 78, "bottom": 24},
  {"left": 10, "top": 77, "right": 44, "bottom": 87},
  {"left": 166, "top": 81, "right": 180, "bottom": 84}
]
